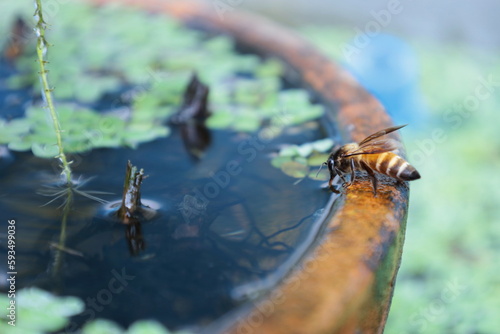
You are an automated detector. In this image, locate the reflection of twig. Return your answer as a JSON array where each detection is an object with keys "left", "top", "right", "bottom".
[
  {"left": 49, "top": 242, "right": 84, "bottom": 257},
  {"left": 125, "top": 222, "right": 146, "bottom": 256},
  {"left": 51, "top": 186, "right": 72, "bottom": 279},
  {"left": 258, "top": 213, "right": 314, "bottom": 248},
  {"left": 190, "top": 198, "right": 315, "bottom": 281}
]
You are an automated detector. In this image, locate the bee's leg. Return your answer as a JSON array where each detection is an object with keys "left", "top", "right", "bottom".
[
  {"left": 328, "top": 169, "right": 340, "bottom": 193},
  {"left": 360, "top": 160, "right": 377, "bottom": 196},
  {"left": 329, "top": 182, "right": 340, "bottom": 194},
  {"left": 341, "top": 160, "right": 355, "bottom": 189},
  {"left": 335, "top": 168, "right": 347, "bottom": 185},
  {"left": 349, "top": 159, "right": 356, "bottom": 185}
]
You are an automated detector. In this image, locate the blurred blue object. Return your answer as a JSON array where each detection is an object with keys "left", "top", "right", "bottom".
[{"left": 342, "top": 33, "right": 428, "bottom": 127}]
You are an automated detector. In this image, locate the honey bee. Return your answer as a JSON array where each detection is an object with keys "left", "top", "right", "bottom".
[{"left": 325, "top": 125, "right": 420, "bottom": 195}]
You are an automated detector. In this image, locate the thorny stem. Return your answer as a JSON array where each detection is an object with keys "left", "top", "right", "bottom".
[{"left": 34, "top": 0, "right": 72, "bottom": 185}]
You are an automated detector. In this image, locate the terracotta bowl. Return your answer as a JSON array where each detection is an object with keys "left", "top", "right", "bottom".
[{"left": 86, "top": 1, "right": 410, "bottom": 333}]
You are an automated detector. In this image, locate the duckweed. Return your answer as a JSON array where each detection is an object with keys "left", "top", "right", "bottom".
[
  {"left": 1, "top": 2, "right": 324, "bottom": 158},
  {"left": 271, "top": 138, "right": 334, "bottom": 181}
]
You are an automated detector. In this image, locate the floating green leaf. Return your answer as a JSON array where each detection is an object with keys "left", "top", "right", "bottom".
[
  {"left": 255, "top": 59, "right": 284, "bottom": 78},
  {"left": 281, "top": 161, "right": 309, "bottom": 178},
  {"left": 308, "top": 168, "right": 329, "bottom": 181},
  {"left": 82, "top": 319, "right": 123, "bottom": 334},
  {"left": 310, "top": 138, "right": 334, "bottom": 152},
  {"left": 232, "top": 110, "right": 262, "bottom": 132},
  {"left": 31, "top": 143, "right": 59, "bottom": 158},
  {"left": 127, "top": 320, "right": 170, "bottom": 334},
  {"left": 0, "top": 288, "right": 189, "bottom": 334},
  {"left": 206, "top": 110, "right": 234, "bottom": 129},
  {"left": 272, "top": 139, "right": 334, "bottom": 180},
  {"left": 0, "top": 288, "right": 84, "bottom": 334},
  {"left": 271, "top": 155, "right": 293, "bottom": 168},
  {"left": 307, "top": 153, "right": 330, "bottom": 166}
]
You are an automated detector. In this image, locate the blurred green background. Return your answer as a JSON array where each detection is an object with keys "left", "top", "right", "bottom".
[
  {"left": 299, "top": 26, "right": 500, "bottom": 334},
  {"left": 240, "top": 1, "right": 500, "bottom": 332}
]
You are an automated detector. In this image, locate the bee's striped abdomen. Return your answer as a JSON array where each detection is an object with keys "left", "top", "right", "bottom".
[{"left": 361, "top": 152, "right": 420, "bottom": 181}]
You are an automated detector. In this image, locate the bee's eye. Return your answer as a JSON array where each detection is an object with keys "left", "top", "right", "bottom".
[{"left": 327, "top": 159, "right": 335, "bottom": 172}]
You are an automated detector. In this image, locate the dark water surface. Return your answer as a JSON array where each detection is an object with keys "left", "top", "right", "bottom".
[{"left": 0, "top": 121, "right": 335, "bottom": 331}]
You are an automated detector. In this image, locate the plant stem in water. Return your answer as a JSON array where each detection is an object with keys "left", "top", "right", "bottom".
[{"left": 34, "top": 0, "right": 72, "bottom": 185}]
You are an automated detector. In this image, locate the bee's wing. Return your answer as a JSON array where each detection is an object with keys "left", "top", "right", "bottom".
[
  {"left": 344, "top": 139, "right": 400, "bottom": 157},
  {"left": 358, "top": 124, "right": 407, "bottom": 146}
]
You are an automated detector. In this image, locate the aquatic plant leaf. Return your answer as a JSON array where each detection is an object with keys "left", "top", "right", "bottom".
[
  {"left": 31, "top": 143, "right": 59, "bottom": 158},
  {"left": 15, "top": 308, "right": 67, "bottom": 332},
  {"left": 153, "top": 76, "right": 192, "bottom": 102},
  {"left": 210, "top": 87, "right": 231, "bottom": 104},
  {"left": 126, "top": 320, "right": 170, "bottom": 334},
  {"left": 235, "top": 55, "right": 261, "bottom": 73},
  {"left": 82, "top": 319, "right": 123, "bottom": 334},
  {"left": 203, "top": 36, "right": 233, "bottom": 54},
  {"left": 296, "top": 144, "right": 313, "bottom": 157},
  {"left": 308, "top": 168, "right": 329, "bottom": 181},
  {"left": 77, "top": 76, "right": 121, "bottom": 103},
  {"left": 278, "top": 145, "right": 298, "bottom": 157},
  {"left": 18, "top": 288, "right": 84, "bottom": 317},
  {"left": 255, "top": 58, "right": 284, "bottom": 78},
  {"left": 272, "top": 139, "right": 334, "bottom": 179},
  {"left": 123, "top": 126, "right": 170, "bottom": 146},
  {"left": 0, "top": 293, "right": 9, "bottom": 310},
  {"left": 271, "top": 155, "right": 293, "bottom": 168},
  {"left": 90, "top": 136, "right": 123, "bottom": 148},
  {"left": 0, "top": 322, "right": 31, "bottom": 334},
  {"left": 0, "top": 288, "right": 85, "bottom": 333},
  {"left": 287, "top": 106, "right": 324, "bottom": 125},
  {"left": 294, "top": 156, "right": 308, "bottom": 165},
  {"left": 206, "top": 110, "right": 234, "bottom": 129},
  {"left": 94, "top": 116, "right": 127, "bottom": 135},
  {"left": 278, "top": 89, "right": 311, "bottom": 107},
  {"left": 133, "top": 93, "right": 162, "bottom": 113},
  {"left": 281, "top": 161, "right": 309, "bottom": 178},
  {"left": 0, "top": 120, "right": 30, "bottom": 144},
  {"left": 63, "top": 140, "right": 94, "bottom": 154},
  {"left": 233, "top": 112, "right": 261, "bottom": 132},
  {"left": 7, "top": 140, "right": 31, "bottom": 151},
  {"left": 311, "top": 138, "right": 334, "bottom": 152},
  {"left": 307, "top": 153, "right": 330, "bottom": 166}
]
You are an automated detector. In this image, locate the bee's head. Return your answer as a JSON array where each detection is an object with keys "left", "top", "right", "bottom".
[
  {"left": 327, "top": 144, "right": 352, "bottom": 173},
  {"left": 326, "top": 144, "right": 342, "bottom": 175}
]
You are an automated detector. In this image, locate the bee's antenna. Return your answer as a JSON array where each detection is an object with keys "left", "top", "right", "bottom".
[{"left": 316, "top": 162, "right": 327, "bottom": 178}]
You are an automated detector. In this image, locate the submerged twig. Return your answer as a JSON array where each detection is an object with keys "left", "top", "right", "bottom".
[
  {"left": 170, "top": 73, "right": 211, "bottom": 124},
  {"left": 116, "top": 161, "right": 149, "bottom": 255},
  {"left": 170, "top": 73, "right": 212, "bottom": 159},
  {"left": 3, "top": 16, "right": 29, "bottom": 61},
  {"left": 117, "top": 161, "right": 146, "bottom": 224}
]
